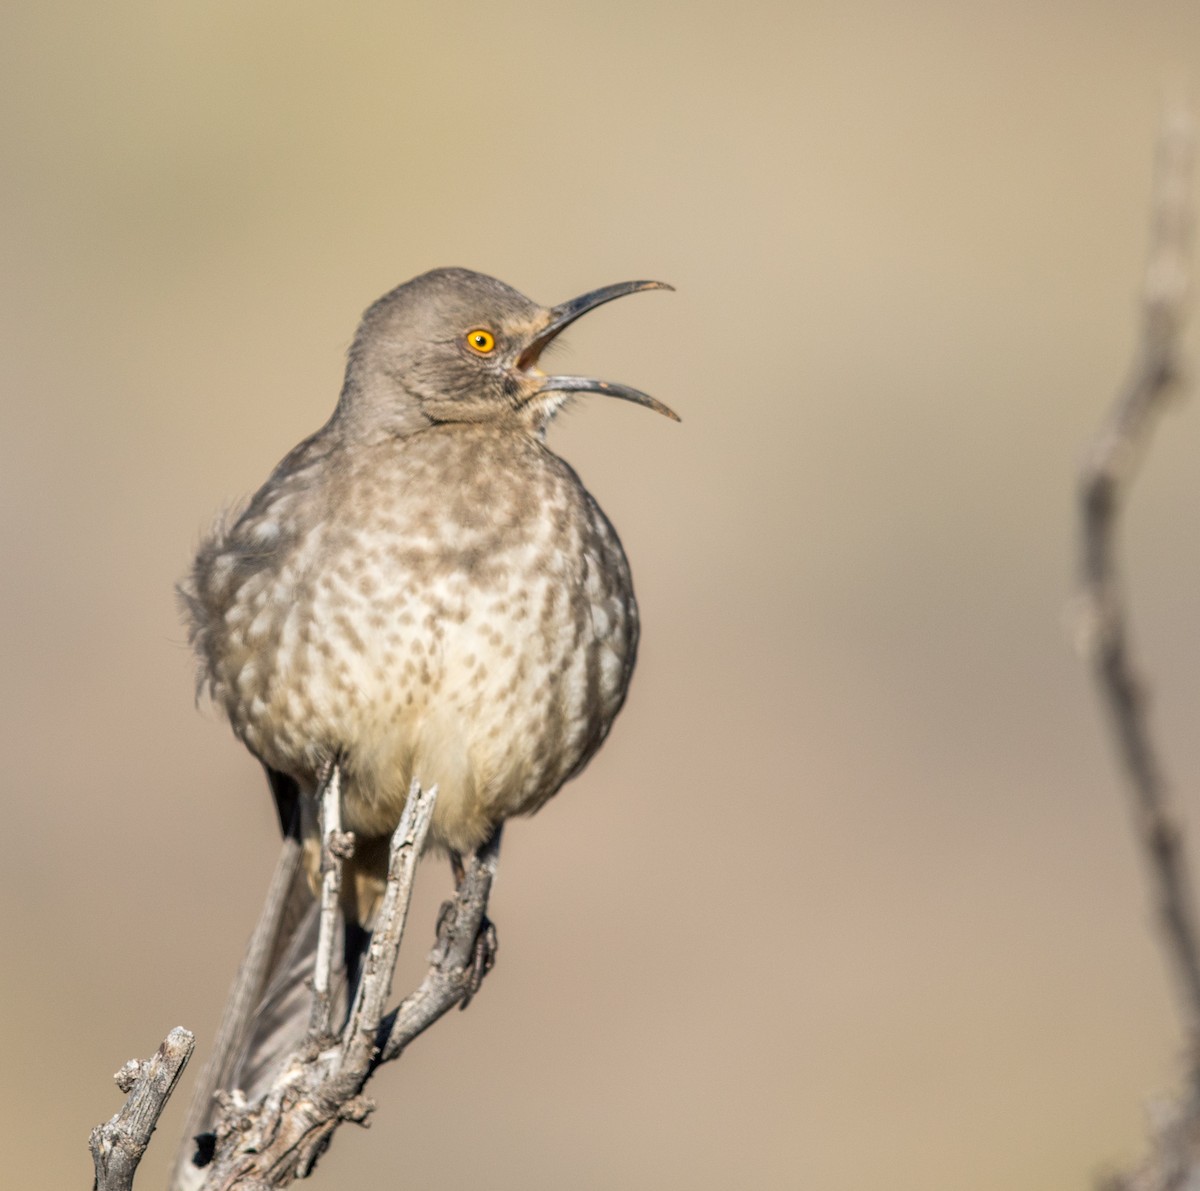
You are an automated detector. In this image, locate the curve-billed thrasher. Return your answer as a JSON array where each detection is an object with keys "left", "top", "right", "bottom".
[{"left": 178, "top": 267, "right": 675, "bottom": 1118}]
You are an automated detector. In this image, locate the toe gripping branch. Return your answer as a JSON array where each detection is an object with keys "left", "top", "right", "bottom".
[{"left": 170, "top": 771, "right": 501, "bottom": 1190}]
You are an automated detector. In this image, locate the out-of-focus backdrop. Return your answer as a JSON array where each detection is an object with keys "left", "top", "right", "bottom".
[{"left": 4, "top": 4, "right": 1200, "bottom": 1188}]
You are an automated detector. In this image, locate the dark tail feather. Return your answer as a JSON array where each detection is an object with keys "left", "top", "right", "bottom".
[
  {"left": 170, "top": 767, "right": 386, "bottom": 1191},
  {"left": 229, "top": 898, "right": 335, "bottom": 1099},
  {"left": 171, "top": 768, "right": 318, "bottom": 1191},
  {"left": 171, "top": 831, "right": 310, "bottom": 1190}
]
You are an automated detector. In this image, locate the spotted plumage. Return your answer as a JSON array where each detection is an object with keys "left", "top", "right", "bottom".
[
  {"left": 175, "top": 269, "right": 675, "bottom": 1161},
  {"left": 183, "top": 268, "right": 676, "bottom": 873},
  {"left": 185, "top": 419, "right": 638, "bottom": 856}
]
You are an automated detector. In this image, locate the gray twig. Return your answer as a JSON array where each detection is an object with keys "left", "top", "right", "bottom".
[
  {"left": 187, "top": 774, "right": 500, "bottom": 1189},
  {"left": 1078, "top": 106, "right": 1200, "bottom": 1073},
  {"left": 91, "top": 1026, "right": 195, "bottom": 1191},
  {"left": 340, "top": 778, "right": 438, "bottom": 1074},
  {"left": 309, "top": 763, "right": 350, "bottom": 1044},
  {"left": 380, "top": 829, "right": 499, "bottom": 1064},
  {"left": 95, "top": 771, "right": 498, "bottom": 1191}
]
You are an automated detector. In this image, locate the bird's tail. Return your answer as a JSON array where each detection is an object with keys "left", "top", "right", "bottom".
[
  {"left": 170, "top": 774, "right": 384, "bottom": 1191},
  {"left": 169, "top": 829, "right": 312, "bottom": 1191}
]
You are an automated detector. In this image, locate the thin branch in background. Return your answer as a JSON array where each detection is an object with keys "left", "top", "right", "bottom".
[
  {"left": 1078, "top": 107, "right": 1200, "bottom": 1191},
  {"left": 1077, "top": 105, "right": 1200, "bottom": 1076},
  {"left": 91, "top": 1026, "right": 195, "bottom": 1191}
]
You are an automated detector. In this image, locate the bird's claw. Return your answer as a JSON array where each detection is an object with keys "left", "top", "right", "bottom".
[
  {"left": 434, "top": 897, "right": 497, "bottom": 1010},
  {"left": 460, "top": 916, "right": 497, "bottom": 1010}
]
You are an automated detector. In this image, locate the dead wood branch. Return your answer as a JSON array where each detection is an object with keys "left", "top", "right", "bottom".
[
  {"left": 188, "top": 777, "right": 442, "bottom": 1189},
  {"left": 179, "top": 774, "right": 500, "bottom": 1189},
  {"left": 92, "top": 772, "right": 499, "bottom": 1191},
  {"left": 91, "top": 1026, "right": 195, "bottom": 1191}
]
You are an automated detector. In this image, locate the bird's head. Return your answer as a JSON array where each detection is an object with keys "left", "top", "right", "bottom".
[{"left": 338, "top": 267, "right": 678, "bottom": 437}]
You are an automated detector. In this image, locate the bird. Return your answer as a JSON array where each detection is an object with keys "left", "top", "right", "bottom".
[{"left": 175, "top": 267, "right": 676, "bottom": 1160}]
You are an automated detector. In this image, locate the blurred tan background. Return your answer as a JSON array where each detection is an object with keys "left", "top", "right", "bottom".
[{"left": 4, "top": 2, "right": 1200, "bottom": 1188}]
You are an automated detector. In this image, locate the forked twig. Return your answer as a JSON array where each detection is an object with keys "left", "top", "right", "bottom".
[
  {"left": 183, "top": 774, "right": 499, "bottom": 1189},
  {"left": 96, "top": 769, "right": 502, "bottom": 1191}
]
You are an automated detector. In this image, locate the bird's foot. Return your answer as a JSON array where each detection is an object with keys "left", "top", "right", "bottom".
[
  {"left": 434, "top": 898, "right": 497, "bottom": 1010},
  {"left": 438, "top": 830, "right": 501, "bottom": 1009},
  {"left": 462, "top": 914, "right": 497, "bottom": 1008}
]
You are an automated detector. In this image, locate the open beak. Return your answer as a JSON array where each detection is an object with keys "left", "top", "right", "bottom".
[{"left": 518, "top": 280, "right": 680, "bottom": 422}]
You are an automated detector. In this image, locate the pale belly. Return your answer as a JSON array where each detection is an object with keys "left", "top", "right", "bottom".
[{"left": 191, "top": 429, "right": 638, "bottom": 855}]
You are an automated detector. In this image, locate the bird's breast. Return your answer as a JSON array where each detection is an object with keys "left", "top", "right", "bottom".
[{"left": 192, "top": 427, "right": 638, "bottom": 853}]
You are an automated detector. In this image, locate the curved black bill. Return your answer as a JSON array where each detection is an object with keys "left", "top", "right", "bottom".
[
  {"left": 518, "top": 279, "right": 674, "bottom": 368},
  {"left": 532, "top": 373, "right": 681, "bottom": 421},
  {"left": 519, "top": 279, "right": 678, "bottom": 421}
]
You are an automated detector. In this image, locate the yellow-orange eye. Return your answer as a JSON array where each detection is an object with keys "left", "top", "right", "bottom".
[{"left": 466, "top": 328, "right": 496, "bottom": 354}]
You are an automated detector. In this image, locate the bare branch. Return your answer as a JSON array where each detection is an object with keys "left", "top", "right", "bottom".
[
  {"left": 91, "top": 1027, "right": 195, "bottom": 1191},
  {"left": 1077, "top": 106, "right": 1200, "bottom": 1076},
  {"left": 380, "top": 829, "right": 499, "bottom": 1064},
  {"left": 183, "top": 776, "right": 503, "bottom": 1189},
  {"left": 340, "top": 778, "right": 438, "bottom": 1076},
  {"left": 309, "top": 763, "right": 350, "bottom": 1044}
]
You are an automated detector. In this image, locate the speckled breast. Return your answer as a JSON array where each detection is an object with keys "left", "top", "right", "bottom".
[{"left": 186, "top": 424, "right": 639, "bottom": 854}]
